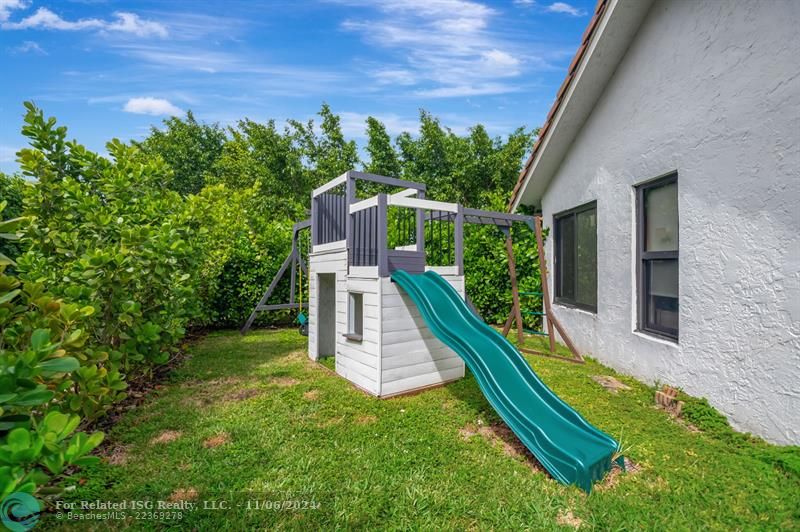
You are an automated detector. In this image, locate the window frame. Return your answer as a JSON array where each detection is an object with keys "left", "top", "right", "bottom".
[
  {"left": 553, "top": 200, "right": 598, "bottom": 313},
  {"left": 636, "top": 172, "right": 679, "bottom": 341},
  {"left": 344, "top": 291, "right": 364, "bottom": 342}
]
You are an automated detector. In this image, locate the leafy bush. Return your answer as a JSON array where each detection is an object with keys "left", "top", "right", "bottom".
[
  {"left": 0, "top": 206, "right": 103, "bottom": 497},
  {"left": 187, "top": 185, "right": 299, "bottom": 328},
  {"left": 14, "top": 102, "right": 201, "bottom": 418},
  {"left": 0, "top": 175, "right": 25, "bottom": 264}
]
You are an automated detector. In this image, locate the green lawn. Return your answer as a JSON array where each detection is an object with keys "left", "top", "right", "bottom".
[{"left": 45, "top": 329, "right": 799, "bottom": 530}]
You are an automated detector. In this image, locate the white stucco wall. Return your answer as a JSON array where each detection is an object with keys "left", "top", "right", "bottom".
[{"left": 538, "top": 0, "right": 800, "bottom": 444}]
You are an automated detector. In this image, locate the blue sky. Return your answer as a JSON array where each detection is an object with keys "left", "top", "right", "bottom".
[{"left": 0, "top": 0, "right": 595, "bottom": 174}]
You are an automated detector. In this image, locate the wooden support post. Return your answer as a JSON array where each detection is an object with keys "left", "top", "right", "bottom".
[
  {"left": 504, "top": 229, "right": 525, "bottom": 346},
  {"left": 502, "top": 311, "right": 514, "bottom": 338},
  {"left": 241, "top": 250, "right": 295, "bottom": 335},
  {"left": 416, "top": 190, "right": 425, "bottom": 254},
  {"left": 547, "top": 312, "right": 583, "bottom": 362},
  {"left": 289, "top": 247, "right": 297, "bottom": 305},
  {"left": 310, "top": 195, "right": 318, "bottom": 246},
  {"left": 454, "top": 204, "right": 464, "bottom": 276},
  {"left": 377, "top": 193, "right": 388, "bottom": 277},
  {"left": 345, "top": 174, "right": 355, "bottom": 273},
  {"left": 534, "top": 216, "right": 557, "bottom": 353}
]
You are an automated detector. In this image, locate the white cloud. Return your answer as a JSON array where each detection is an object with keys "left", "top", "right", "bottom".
[
  {"left": 546, "top": 2, "right": 586, "bottom": 16},
  {"left": 3, "top": 7, "right": 104, "bottom": 30},
  {"left": 1, "top": 7, "right": 168, "bottom": 37},
  {"left": 0, "top": 0, "right": 27, "bottom": 22},
  {"left": 481, "top": 49, "right": 521, "bottom": 73},
  {"left": 415, "top": 83, "right": 520, "bottom": 98},
  {"left": 123, "top": 97, "right": 183, "bottom": 116},
  {"left": 0, "top": 145, "right": 19, "bottom": 163},
  {"left": 370, "top": 68, "right": 416, "bottom": 86},
  {"left": 9, "top": 39, "right": 45, "bottom": 54},
  {"left": 105, "top": 12, "right": 168, "bottom": 38},
  {"left": 513, "top": 0, "right": 536, "bottom": 6},
  {"left": 338, "top": 0, "right": 527, "bottom": 98},
  {"left": 338, "top": 111, "right": 421, "bottom": 138}
]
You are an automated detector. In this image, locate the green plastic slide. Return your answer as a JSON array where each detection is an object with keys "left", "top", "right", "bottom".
[{"left": 392, "top": 270, "right": 621, "bottom": 493}]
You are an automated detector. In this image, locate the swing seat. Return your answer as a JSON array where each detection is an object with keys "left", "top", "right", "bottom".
[{"left": 296, "top": 311, "right": 309, "bottom": 336}]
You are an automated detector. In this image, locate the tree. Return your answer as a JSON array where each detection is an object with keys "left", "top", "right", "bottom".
[
  {"left": 288, "top": 103, "right": 359, "bottom": 191},
  {"left": 137, "top": 111, "right": 227, "bottom": 195},
  {"left": 364, "top": 117, "right": 401, "bottom": 178}
]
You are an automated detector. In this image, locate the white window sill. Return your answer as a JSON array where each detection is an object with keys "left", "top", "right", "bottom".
[
  {"left": 553, "top": 302, "right": 597, "bottom": 318},
  {"left": 632, "top": 330, "right": 679, "bottom": 348}
]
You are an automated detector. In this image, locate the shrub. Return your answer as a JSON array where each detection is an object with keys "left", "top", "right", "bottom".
[
  {"left": 0, "top": 206, "right": 103, "bottom": 497},
  {"left": 187, "top": 184, "right": 298, "bottom": 328},
  {"left": 14, "top": 102, "right": 202, "bottom": 418},
  {"left": 0, "top": 175, "right": 25, "bottom": 264}
]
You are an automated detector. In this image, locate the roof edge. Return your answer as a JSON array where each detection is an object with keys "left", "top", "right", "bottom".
[{"left": 509, "top": 0, "right": 652, "bottom": 212}]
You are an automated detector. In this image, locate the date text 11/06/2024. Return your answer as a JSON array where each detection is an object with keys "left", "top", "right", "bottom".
[{"left": 53, "top": 499, "right": 323, "bottom": 512}]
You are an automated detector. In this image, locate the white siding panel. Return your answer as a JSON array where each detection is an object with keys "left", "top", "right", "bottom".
[
  {"left": 382, "top": 356, "right": 464, "bottom": 383},
  {"left": 377, "top": 275, "right": 466, "bottom": 396},
  {"left": 336, "top": 358, "right": 377, "bottom": 394},
  {"left": 381, "top": 367, "right": 465, "bottom": 397},
  {"left": 382, "top": 345, "right": 456, "bottom": 370}
]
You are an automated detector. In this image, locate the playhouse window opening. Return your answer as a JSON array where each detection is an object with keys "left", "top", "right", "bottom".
[
  {"left": 346, "top": 292, "right": 364, "bottom": 341},
  {"left": 554, "top": 201, "right": 597, "bottom": 312},
  {"left": 424, "top": 211, "right": 454, "bottom": 266},
  {"left": 636, "top": 173, "right": 678, "bottom": 341}
]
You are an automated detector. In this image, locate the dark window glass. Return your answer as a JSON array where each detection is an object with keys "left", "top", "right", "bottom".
[
  {"left": 645, "top": 260, "right": 678, "bottom": 335},
  {"left": 637, "top": 174, "right": 678, "bottom": 340},
  {"left": 554, "top": 202, "right": 597, "bottom": 312},
  {"left": 557, "top": 214, "right": 575, "bottom": 301},
  {"left": 576, "top": 208, "right": 597, "bottom": 309}
]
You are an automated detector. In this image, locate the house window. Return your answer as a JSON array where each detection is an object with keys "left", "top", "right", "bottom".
[
  {"left": 346, "top": 292, "right": 364, "bottom": 341},
  {"left": 554, "top": 201, "right": 597, "bottom": 312},
  {"left": 636, "top": 173, "right": 678, "bottom": 341}
]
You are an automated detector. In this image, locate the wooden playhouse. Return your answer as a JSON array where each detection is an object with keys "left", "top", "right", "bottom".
[{"left": 303, "top": 171, "right": 535, "bottom": 397}]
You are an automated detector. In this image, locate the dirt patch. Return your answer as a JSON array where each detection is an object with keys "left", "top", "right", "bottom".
[
  {"left": 459, "top": 425, "right": 479, "bottom": 439},
  {"left": 285, "top": 350, "right": 307, "bottom": 362},
  {"left": 591, "top": 375, "right": 631, "bottom": 393},
  {"left": 168, "top": 488, "right": 199, "bottom": 502},
  {"left": 206, "top": 376, "right": 248, "bottom": 387},
  {"left": 556, "top": 509, "right": 583, "bottom": 529},
  {"left": 355, "top": 415, "right": 377, "bottom": 425},
  {"left": 675, "top": 416, "right": 702, "bottom": 433},
  {"left": 268, "top": 376, "right": 300, "bottom": 387},
  {"left": 303, "top": 390, "right": 320, "bottom": 400},
  {"left": 317, "top": 416, "right": 345, "bottom": 428},
  {"left": 225, "top": 388, "right": 262, "bottom": 401},
  {"left": 150, "top": 430, "right": 182, "bottom": 445},
  {"left": 103, "top": 445, "right": 130, "bottom": 466},
  {"left": 596, "top": 457, "right": 640, "bottom": 491},
  {"left": 460, "top": 422, "right": 545, "bottom": 473},
  {"left": 203, "top": 432, "right": 230, "bottom": 448}
]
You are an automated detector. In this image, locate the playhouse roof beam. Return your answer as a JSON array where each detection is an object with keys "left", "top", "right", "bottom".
[
  {"left": 462, "top": 208, "right": 534, "bottom": 224},
  {"left": 389, "top": 188, "right": 420, "bottom": 200},
  {"left": 312, "top": 172, "right": 349, "bottom": 197},
  {"left": 349, "top": 195, "right": 379, "bottom": 214},
  {"left": 347, "top": 170, "right": 426, "bottom": 192},
  {"left": 388, "top": 195, "right": 458, "bottom": 213}
]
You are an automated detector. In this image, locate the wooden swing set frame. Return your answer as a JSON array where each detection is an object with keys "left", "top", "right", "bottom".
[{"left": 501, "top": 216, "right": 584, "bottom": 364}]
